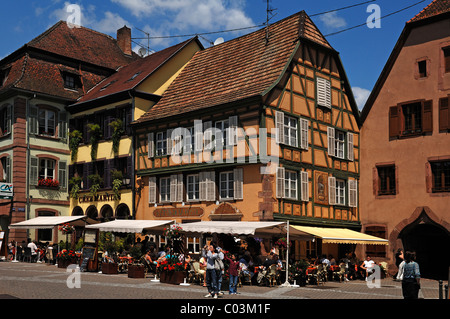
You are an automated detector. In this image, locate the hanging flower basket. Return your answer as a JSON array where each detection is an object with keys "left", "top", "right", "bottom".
[{"left": 59, "top": 223, "right": 75, "bottom": 235}]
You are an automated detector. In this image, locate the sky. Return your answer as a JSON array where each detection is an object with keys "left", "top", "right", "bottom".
[{"left": 0, "top": 0, "right": 433, "bottom": 109}]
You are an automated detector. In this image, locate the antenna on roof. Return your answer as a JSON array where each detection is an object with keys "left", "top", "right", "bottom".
[
  {"left": 213, "top": 37, "right": 224, "bottom": 46},
  {"left": 265, "top": 0, "right": 277, "bottom": 44},
  {"left": 132, "top": 27, "right": 155, "bottom": 56}
]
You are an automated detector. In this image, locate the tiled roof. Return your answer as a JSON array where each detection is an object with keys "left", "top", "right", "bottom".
[
  {"left": 134, "top": 11, "right": 333, "bottom": 123},
  {"left": 74, "top": 37, "right": 199, "bottom": 105},
  {"left": 27, "top": 21, "right": 139, "bottom": 70},
  {"left": 408, "top": 0, "right": 450, "bottom": 23}
]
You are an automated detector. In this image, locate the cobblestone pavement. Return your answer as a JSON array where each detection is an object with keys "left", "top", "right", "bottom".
[{"left": 0, "top": 261, "right": 447, "bottom": 300}]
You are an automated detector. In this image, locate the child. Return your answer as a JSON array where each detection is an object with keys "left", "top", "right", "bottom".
[{"left": 225, "top": 254, "right": 240, "bottom": 295}]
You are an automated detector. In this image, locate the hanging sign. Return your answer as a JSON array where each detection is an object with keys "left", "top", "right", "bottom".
[{"left": 0, "top": 183, "right": 13, "bottom": 200}]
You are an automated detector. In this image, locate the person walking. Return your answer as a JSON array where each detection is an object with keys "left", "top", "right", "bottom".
[
  {"left": 202, "top": 243, "right": 223, "bottom": 299},
  {"left": 225, "top": 253, "right": 241, "bottom": 295},
  {"left": 401, "top": 251, "right": 421, "bottom": 299}
]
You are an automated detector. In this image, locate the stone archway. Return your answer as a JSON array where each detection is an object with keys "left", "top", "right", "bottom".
[
  {"left": 100, "top": 204, "right": 114, "bottom": 222},
  {"left": 85, "top": 205, "right": 98, "bottom": 221},
  {"left": 391, "top": 207, "right": 450, "bottom": 280},
  {"left": 115, "top": 203, "right": 130, "bottom": 220},
  {"left": 71, "top": 206, "right": 84, "bottom": 216}
]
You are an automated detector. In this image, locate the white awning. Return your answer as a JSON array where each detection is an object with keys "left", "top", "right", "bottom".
[
  {"left": 85, "top": 219, "right": 174, "bottom": 234},
  {"left": 180, "top": 221, "right": 314, "bottom": 240},
  {"left": 9, "top": 216, "right": 98, "bottom": 230}
]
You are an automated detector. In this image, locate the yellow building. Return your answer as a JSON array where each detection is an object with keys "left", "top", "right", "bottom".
[{"left": 67, "top": 35, "right": 203, "bottom": 223}]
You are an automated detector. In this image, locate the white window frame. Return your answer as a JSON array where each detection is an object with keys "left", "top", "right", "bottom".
[
  {"left": 155, "top": 131, "right": 167, "bottom": 156},
  {"left": 334, "top": 130, "right": 345, "bottom": 159},
  {"left": 283, "top": 115, "right": 298, "bottom": 147},
  {"left": 335, "top": 179, "right": 346, "bottom": 206},
  {"left": 159, "top": 177, "right": 171, "bottom": 202},
  {"left": 183, "top": 127, "right": 196, "bottom": 153},
  {"left": 38, "top": 109, "right": 56, "bottom": 136},
  {"left": 219, "top": 171, "right": 234, "bottom": 200},
  {"left": 284, "top": 170, "right": 298, "bottom": 200},
  {"left": 39, "top": 158, "right": 55, "bottom": 180},
  {"left": 187, "top": 174, "right": 200, "bottom": 201},
  {"left": 215, "top": 119, "right": 229, "bottom": 148}
]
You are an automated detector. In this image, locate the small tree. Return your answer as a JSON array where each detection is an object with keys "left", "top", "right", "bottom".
[
  {"left": 109, "top": 119, "right": 124, "bottom": 154},
  {"left": 69, "top": 130, "right": 83, "bottom": 161},
  {"left": 88, "top": 123, "right": 102, "bottom": 160}
]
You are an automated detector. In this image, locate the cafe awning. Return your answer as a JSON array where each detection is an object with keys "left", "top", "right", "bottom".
[
  {"left": 85, "top": 219, "right": 174, "bottom": 234},
  {"left": 180, "top": 221, "right": 314, "bottom": 240},
  {"left": 9, "top": 216, "right": 98, "bottom": 230},
  {"left": 292, "top": 225, "right": 389, "bottom": 245}
]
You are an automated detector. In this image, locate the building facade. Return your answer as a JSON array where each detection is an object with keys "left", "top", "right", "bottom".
[
  {"left": 0, "top": 21, "right": 138, "bottom": 245},
  {"left": 360, "top": 0, "right": 450, "bottom": 279},
  {"left": 132, "top": 11, "right": 361, "bottom": 259}
]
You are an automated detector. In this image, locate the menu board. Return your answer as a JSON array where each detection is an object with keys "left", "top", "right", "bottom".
[{"left": 0, "top": 231, "right": 4, "bottom": 255}]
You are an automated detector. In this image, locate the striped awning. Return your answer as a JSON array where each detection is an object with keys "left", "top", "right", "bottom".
[{"left": 292, "top": 225, "right": 389, "bottom": 245}]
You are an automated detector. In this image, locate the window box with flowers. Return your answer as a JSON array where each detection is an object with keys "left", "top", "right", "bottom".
[
  {"left": 157, "top": 255, "right": 188, "bottom": 284},
  {"left": 37, "top": 178, "right": 60, "bottom": 190},
  {"left": 56, "top": 249, "right": 77, "bottom": 268}
]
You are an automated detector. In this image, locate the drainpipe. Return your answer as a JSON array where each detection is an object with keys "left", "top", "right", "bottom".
[
  {"left": 26, "top": 93, "right": 36, "bottom": 239},
  {"left": 129, "top": 91, "right": 136, "bottom": 220}
]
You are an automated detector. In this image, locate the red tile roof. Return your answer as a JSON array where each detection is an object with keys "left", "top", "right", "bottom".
[
  {"left": 134, "top": 11, "right": 333, "bottom": 123},
  {"left": 74, "top": 37, "right": 200, "bottom": 105},
  {"left": 408, "top": 0, "right": 450, "bottom": 23},
  {"left": 27, "top": 21, "right": 139, "bottom": 70}
]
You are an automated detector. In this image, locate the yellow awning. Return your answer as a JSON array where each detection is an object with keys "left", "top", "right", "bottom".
[{"left": 292, "top": 226, "right": 389, "bottom": 245}]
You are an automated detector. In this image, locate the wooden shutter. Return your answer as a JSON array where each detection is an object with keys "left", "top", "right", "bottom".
[
  {"left": 58, "top": 161, "right": 67, "bottom": 191},
  {"left": 103, "top": 116, "right": 113, "bottom": 140},
  {"left": 439, "top": 97, "right": 449, "bottom": 131},
  {"left": 203, "top": 121, "right": 213, "bottom": 151},
  {"left": 444, "top": 47, "right": 450, "bottom": 73},
  {"left": 328, "top": 176, "right": 336, "bottom": 205},
  {"left": 300, "top": 171, "right": 309, "bottom": 202},
  {"left": 317, "top": 77, "right": 331, "bottom": 108},
  {"left": 347, "top": 132, "right": 354, "bottom": 161},
  {"left": 275, "top": 111, "right": 284, "bottom": 144},
  {"left": 389, "top": 106, "right": 401, "bottom": 138},
  {"left": 172, "top": 131, "right": 182, "bottom": 156},
  {"left": 170, "top": 174, "right": 178, "bottom": 202},
  {"left": 85, "top": 162, "right": 93, "bottom": 189},
  {"left": 103, "top": 159, "right": 111, "bottom": 188},
  {"left": 300, "top": 118, "right": 309, "bottom": 150},
  {"left": 327, "top": 127, "right": 335, "bottom": 156},
  {"left": 425, "top": 162, "right": 432, "bottom": 193},
  {"left": 125, "top": 108, "right": 132, "bottom": 136},
  {"left": 206, "top": 171, "right": 216, "bottom": 201},
  {"left": 147, "top": 132, "right": 154, "bottom": 158},
  {"left": 228, "top": 115, "right": 238, "bottom": 146},
  {"left": 177, "top": 174, "right": 184, "bottom": 202},
  {"left": 30, "top": 156, "right": 38, "bottom": 186},
  {"left": 166, "top": 129, "right": 173, "bottom": 156},
  {"left": 58, "top": 112, "right": 68, "bottom": 139},
  {"left": 148, "top": 176, "right": 157, "bottom": 204},
  {"left": 199, "top": 171, "right": 207, "bottom": 201},
  {"left": 29, "top": 105, "right": 38, "bottom": 135},
  {"left": 233, "top": 168, "right": 243, "bottom": 200},
  {"left": 276, "top": 167, "right": 285, "bottom": 198},
  {"left": 422, "top": 100, "right": 433, "bottom": 133},
  {"left": 348, "top": 180, "right": 358, "bottom": 207},
  {"left": 4, "top": 104, "right": 11, "bottom": 135},
  {"left": 194, "top": 120, "right": 203, "bottom": 152}
]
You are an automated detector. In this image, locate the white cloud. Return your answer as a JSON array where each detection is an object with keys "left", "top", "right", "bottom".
[
  {"left": 319, "top": 11, "right": 347, "bottom": 30},
  {"left": 352, "top": 87, "right": 371, "bottom": 110}
]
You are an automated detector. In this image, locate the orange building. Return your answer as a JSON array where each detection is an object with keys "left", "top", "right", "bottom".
[
  {"left": 132, "top": 11, "right": 362, "bottom": 259},
  {"left": 360, "top": 0, "right": 450, "bottom": 279}
]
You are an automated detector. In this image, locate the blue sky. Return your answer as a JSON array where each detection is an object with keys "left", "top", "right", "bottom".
[{"left": 0, "top": 0, "right": 431, "bottom": 109}]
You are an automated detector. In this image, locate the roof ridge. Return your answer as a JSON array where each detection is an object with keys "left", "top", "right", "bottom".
[{"left": 407, "top": 0, "right": 450, "bottom": 23}]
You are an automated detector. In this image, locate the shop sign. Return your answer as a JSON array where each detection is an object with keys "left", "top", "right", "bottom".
[
  {"left": 0, "top": 183, "right": 13, "bottom": 200},
  {"left": 79, "top": 193, "right": 120, "bottom": 203},
  {"left": 153, "top": 207, "right": 203, "bottom": 218}
]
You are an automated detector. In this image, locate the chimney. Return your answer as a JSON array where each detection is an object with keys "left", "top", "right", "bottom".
[{"left": 117, "top": 26, "right": 132, "bottom": 56}]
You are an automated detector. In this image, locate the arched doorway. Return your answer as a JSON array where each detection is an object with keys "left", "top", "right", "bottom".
[
  {"left": 100, "top": 205, "right": 114, "bottom": 222},
  {"left": 85, "top": 205, "right": 98, "bottom": 221},
  {"left": 72, "top": 206, "right": 84, "bottom": 216},
  {"left": 399, "top": 210, "right": 450, "bottom": 280},
  {"left": 115, "top": 204, "right": 130, "bottom": 219}
]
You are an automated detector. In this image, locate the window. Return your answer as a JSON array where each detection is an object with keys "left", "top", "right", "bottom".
[
  {"left": 215, "top": 119, "right": 229, "bottom": 147},
  {"left": 316, "top": 77, "right": 331, "bottom": 109},
  {"left": 187, "top": 174, "right": 199, "bottom": 201},
  {"left": 38, "top": 109, "right": 56, "bottom": 136},
  {"left": 377, "top": 165, "right": 396, "bottom": 195},
  {"left": 418, "top": 60, "right": 427, "bottom": 78},
  {"left": 0, "top": 157, "right": 11, "bottom": 183},
  {"left": 334, "top": 130, "right": 345, "bottom": 159},
  {"left": 365, "top": 226, "right": 386, "bottom": 257},
  {"left": 431, "top": 160, "right": 450, "bottom": 193},
  {"left": 159, "top": 177, "right": 170, "bottom": 202},
  {"left": 444, "top": 47, "right": 450, "bottom": 74},
  {"left": 389, "top": 100, "right": 433, "bottom": 138},
  {"left": 219, "top": 171, "right": 234, "bottom": 200},
  {"left": 439, "top": 96, "right": 450, "bottom": 131},
  {"left": 156, "top": 131, "right": 167, "bottom": 156},
  {"left": 39, "top": 159, "right": 55, "bottom": 180},
  {"left": 402, "top": 102, "right": 422, "bottom": 134},
  {"left": 0, "top": 104, "right": 11, "bottom": 136},
  {"left": 284, "top": 170, "right": 297, "bottom": 200},
  {"left": 275, "top": 111, "right": 302, "bottom": 148},
  {"left": 283, "top": 115, "right": 298, "bottom": 147},
  {"left": 183, "top": 127, "right": 196, "bottom": 153},
  {"left": 335, "top": 179, "right": 346, "bottom": 206},
  {"left": 327, "top": 127, "right": 354, "bottom": 160}
]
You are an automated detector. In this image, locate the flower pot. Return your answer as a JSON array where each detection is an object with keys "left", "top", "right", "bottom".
[
  {"left": 57, "top": 259, "right": 77, "bottom": 268},
  {"left": 101, "top": 262, "right": 118, "bottom": 274},
  {"left": 159, "top": 271, "right": 186, "bottom": 284},
  {"left": 128, "top": 264, "right": 145, "bottom": 278}
]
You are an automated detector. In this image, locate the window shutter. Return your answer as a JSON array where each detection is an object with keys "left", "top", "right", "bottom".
[
  {"left": 348, "top": 180, "right": 358, "bottom": 207},
  {"left": 275, "top": 111, "right": 284, "bottom": 144},
  {"left": 58, "top": 112, "right": 68, "bottom": 139},
  {"left": 85, "top": 162, "right": 93, "bottom": 189},
  {"left": 30, "top": 156, "right": 38, "bottom": 186},
  {"left": 172, "top": 131, "right": 182, "bottom": 156},
  {"left": 194, "top": 120, "right": 203, "bottom": 152},
  {"left": 276, "top": 167, "right": 285, "bottom": 198},
  {"left": 233, "top": 168, "right": 243, "bottom": 200},
  {"left": 199, "top": 171, "right": 207, "bottom": 201},
  {"left": 5, "top": 156, "right": 11, "bottom": 183},
  {"left": 170, "top": 174, "right": 178, "bottom": 202},
  {"left": 299, "top": 118, "right": 309, "bottom": 150},
  {"left": 104, "top": 159, "right": 112, "bottom": 189},
  {"left": 300, "top": 171, "right": 309, "bottom": 202},
  {"left": 103, "top": 116, "right": 113, "bottom": 140},
  {"left": 327, "top": 127, "right": 335, "bottom": 157},
  {"left": 177, "top": 174, "right": 184, "bottom": 202},
  {"left": 328, "top": 176, "right": 336, "bottom": 205},
  {"left": 317, "top": 77, "right": 331, "bottom": 108},
  {"left": 29, "top": 105, "right": 38, "bottom": 135},
  {"left": 147, "top": 132, "right": 154, "bottom": 158},
  {"left": 228, "top": 115, "right": 238, "bottom": 146},
  {"left": 125, "top": 108, "right": 132, "bottom": 136},
  {"left": 439, "top": 97, "right": 449, "bottom": 131},
  {"left": 5, "top": 104, "right": 12, "bottom": 135},
  {"left": 389, "top": 106, "right": 401, "bottom": 138},
  {"left": 58, "top": 161, "right": 67, "bottom": 191},
  {"left": 148, "top": 176, "right": 157, "bottom": 204},
  {"left": 206, "top": 171, "right": 216, "bottom": 201},
  {"left": 166, "top": 129, "right": 173, "bottom": 156},
  {"left": 422, "top": 100, "right": 433, "bottom": 133},
  {"left": 203, "top": 121, "right": 213, "bottom": 151},
  {"left": 347, "top": 132, "right": 354, "bottom": 161}
]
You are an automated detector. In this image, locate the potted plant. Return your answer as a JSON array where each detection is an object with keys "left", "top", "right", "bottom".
[
  {"left": 157, "top": 255, "right": 187, "bottom": 284},
  {"left": 128, "top": 245, "right": 145, "bottom": 278},
  {"left": 289, "top": 259, "right": 309, "bottom": 286},
  {"left": 56, "top": 249, "right": 77, "bottom": 268},
  {"left": 69, "top": 176, "right": 82, "bottom": 199},
  {"left": 101, "top": 241, "right": 118, "bottom": 275},
  {"left": 88, "top": 173, "right": 103, "bottom": 197},
  {"left": 111, "top": 169, "right": 123, "bottom": 200},
  {"left": 109, "top": 118, "right": 124, "bottom": 154},
  {"left": 69, "top": 130, "right": 83, "bottom": 161},
  {"left": 88, "top": 123, "right": 102, "bottom": 160}
]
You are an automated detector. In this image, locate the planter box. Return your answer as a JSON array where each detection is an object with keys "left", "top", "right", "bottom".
[
  {"left": 57, "top": 259, "right": 77, "bottom": 268},
  {"left": 128, "top": 264, "right": 145, "bottom": 278},
  {"left": 101, "top": 262, "right": 118, "bottom": 274},
  {"left": 159, "top": 271, "right": 186, "bottom": 284}
]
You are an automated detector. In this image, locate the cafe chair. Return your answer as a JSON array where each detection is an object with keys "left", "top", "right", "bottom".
[
  {"left": 188, "top": 261, "right": 203, "bottom": 284},
  {"left": 333, "top": 264, "right": 347, "bottom": 282},
  {"left": 316, "top": 264, "right": 327, "bottom": 285},
  {"left": 266, "top": 264, "right": 280, "bottom": 287},
  {"left": 23, "top": 247, "right": 32, "bottom": 263}
]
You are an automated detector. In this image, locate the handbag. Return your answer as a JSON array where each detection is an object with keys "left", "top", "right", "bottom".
[{"left": 215, "top": 258, "right": 224, "bottom": 270}]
